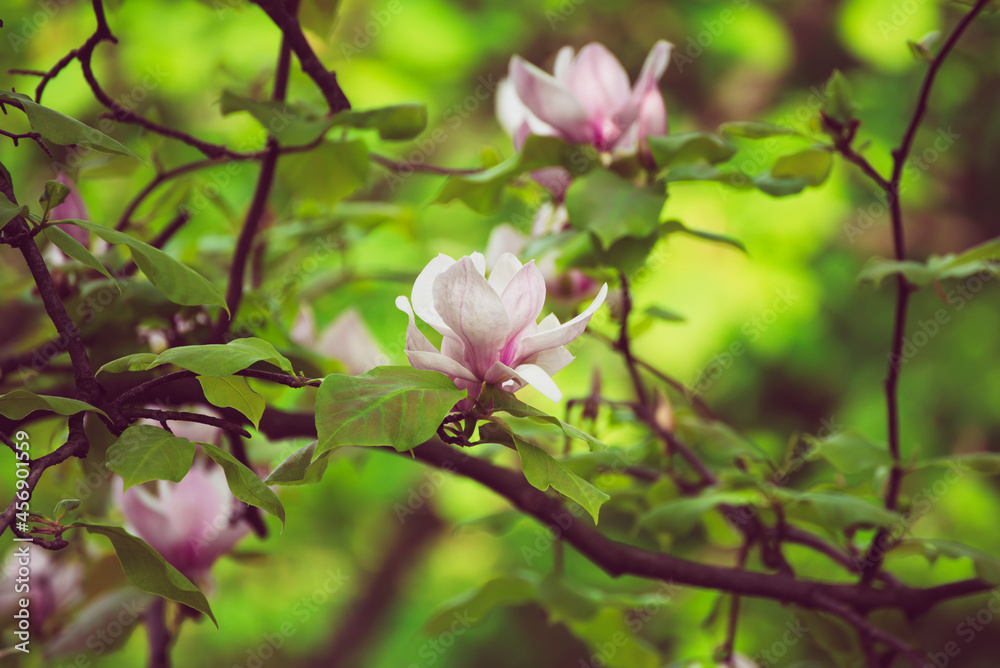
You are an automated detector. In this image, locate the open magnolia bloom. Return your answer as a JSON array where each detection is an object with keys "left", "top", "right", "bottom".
[
  {"left": 396, "top": 252, "right": 607, "bottom": 403},
  {"left": 114, "top": 462, "right": 249, "bottom": 582},
  {"left": 497, "top": 40, "right": 672, "bottom": 194}
]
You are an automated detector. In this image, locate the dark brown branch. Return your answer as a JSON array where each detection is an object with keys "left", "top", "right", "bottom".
[
  {"left": 124, "top": 407, "right": 250, "bottom": 439},
  {"left": 250, "top": 0, "right": 351, "bottom": 113},
  {"left": 861, "top": 0, "right": 989, "bottom": 582},
  {"left": 116, "top": 160, "right": 223, "bottom": 231},
  {"left": 211, "top": 3, "right": 297, "bottom": 341}
]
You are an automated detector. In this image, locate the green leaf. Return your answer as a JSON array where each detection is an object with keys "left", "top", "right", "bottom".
[
  {"left": 805, "top": 431, "right": 892, "bottom": 476},
  {"left": 53, "top": 499, "right": 82, "bottom": 523},
  {"left": 105, "top": 425, "right": 197, "bottom": 490},
  {"left": 639, "top": 490, "right": 759, "bottom": 536},
  {"left": 926, "top": 236, "right": 1000, "bottom": 280},
  {"left": 822, "top": 70, "right": 856, "bottom": 125},
  {"left": 483, "top": 387, "right": 607, "bottom": 452},
  {"left": 71, "top": 522, "right": 216, "bottom": 625},
  {"left": 149, "top": 337, "right": 294, "bottom": 376},
  {"left": 0, "top": 390, "right": 108, "bottom": 420},
  {"left": 40, "top": 179, "right": 71, "bottom": 215},
  {"left": 645, "top": 306, "right": 686, "bottom": 322},
  {"left": 537, "top": 573, "right": 600, "bottom": 623},
  {"left": 752, "top": 173, "right": 812, "bottom": 197},
  {"left": 565, "top": 169, "right": 666, "bottom": 249},
  {"left": 219, "top": 91, "right": 330, "bottom": 145},
  {"left": 422, "top": 576, "right": 536, "bottom": 636},
  {"left": 857, "top": 257, "right": 936, "bottom": 288},
  {"left": 660, "top": 219, "right": 747, "bottom": 253},
  {"left": 566, "top": 607, "right": 661, "bottom": 668},
  {"left": 264, "top": 441, "right": 333, "bottom": 486},
  {"left": 648, "top": 132, "right": 737, "bottom": 167},
  {"left": 55, "top": 219, "right": 227, "bottom": 312},
  {"left": 718, "top": 121, "right": 806, "bottom": 140},
  {"left": 436, "top": 135, "right": 597, "bottom": 214},
  {"left": 893, "top": 538, "right": 1000, "bottom": 584},
  {"left": 778, "top": 490, "right": 903, "bottom": 531},
  {"left": 97, "top": 353, "right": 160, "bottom": 375},
  {"left": 0, "top": 90, "right": 138, "bottom": 159},
  {"left": 770, "top": 147, "right": 833, "bottom": 186},
  {"left": 0, "top": 192, "right": 29, "bottom": 230},
  {"left": 200, "top": 442, "right": 284, "bottom": 526},
  {"left": 659, "top": 162, "right": 750, "bottom": 187},
  {"left": 42, "top": 226, "right": 119, "bottom": 287},
  {"left": 514, "top": 436, "right": 609, "bottom": 523},
  {"left": 330, "top": 103, "right": 428, "bottom": 140},
  {"left": 279, "top": 139, "right": 370, "bottom": 205},
  {"left": 914, "top": 454, "right": 1000, "bottom": 475},
  {"left": 315, "top": 366, "right": 467, "bottom": 454},
  {"left": 198, "top": 376, "right": 264, "bottom": 429}
]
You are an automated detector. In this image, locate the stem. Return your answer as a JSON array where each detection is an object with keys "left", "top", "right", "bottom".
[
  {"left": 144, "top": 598, "right": 172, "bottom": 668},
  {"left": 861, "top": 0, "right": 989, "bottom": 582}
]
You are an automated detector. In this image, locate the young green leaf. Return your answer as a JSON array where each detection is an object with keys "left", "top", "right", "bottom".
[
  {"left": 514, "top": 436, "right": 609, "bottom": 523},
  {"left": 200, "top": 442, "right": 284, "bottom": 526},
  {"left": 97, "top": 353, "right": 160, "bottom": 375},
  {"left": 0, "top": 390, "right": 108, "bottom": 420},
  {"left": 648, "top": 132, "right": 738, "bottom": 167},
  {"left": 149, "top": 337, "right": 294, "bottom": 376},
  {"left": 329, "top": 103, "right": 429, "bottom": 140},
  {"left": 106, "top": 425, "right": 197, "bottom": 490},
  {"left": 315, "top": 367, "right": 467, "bottom": 454},
  {"left": 198, "top": 376, "right": 265, "bottom": 429},
  {"left": 54, "top": 219, "right": 227, "bottom": 312},
  {"left": 265, "top": 441, "right": 334, "bottom": 486},
  {"left": 42, "top": 226, "right": 119, "bottom": 288},
  {"left": 0, "top": 90, "right": 139, "bottom": 159},
  {"left": 482, "top": 387, "right": 607, "bottom": 452},
  {"left": 71, "top": 522, "right": 216, "bottom": 625},
  {"left": 565, "top": 169, "right": 667, "bottom": 249}
]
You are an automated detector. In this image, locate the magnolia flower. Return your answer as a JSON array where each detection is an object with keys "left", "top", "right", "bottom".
[
  {"left": 50, "top": 172, "right": 90, "bottom": 247},
  {"left": 114, "top": 462, "right": 249, "bottom": 581},
  {"left": 395, "top": 252, "right": 607, "bottom": 403},
  {"left": 485, "top": 222, "right": 599, "bottom": 302},
  {"left": 0, "top": 546, "right": 83, "bottom": 631},
  {"left": 291, "top": 306, "right": 386, "bottom": 375},
  {"left": 497, "top": 41, "right": 672, "bottom": 197}
]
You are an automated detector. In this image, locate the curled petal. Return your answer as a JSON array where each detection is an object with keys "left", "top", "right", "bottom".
[
  {"left": 567, "top": 43, "right": 632, "bottom": 121},
  {"left": 615, "top": 40, "right": 673, "bottom": 132},
  {"left": 552, "top": 45, "right": 575, "bottom": 82},
  {"left": 407, "top": 350, "right": 481, "bottom": 383},
  {"left": 524, "top": 345, "right": 575, "bottom": 377},
  {"left": 496, "top": 78, "right": 528, "bottom": 139},
  {"left": 395, "top": 296, "right": 437, "bottom": 353},
  {"left": 510, "top": 56, "right": 592, "bottom": 143},
  {"left": 512, "top": 363, "right": 563, "bottom": 402},
  {"left": 517, "top": 283, "right": 608, "bottom": 362},
  {"left": 411, "top": 254, "right": 459, "bottom": 338}
]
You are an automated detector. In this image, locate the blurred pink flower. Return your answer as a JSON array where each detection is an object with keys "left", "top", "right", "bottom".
[
  {"left": 485, "top": 222, "right": 600, "bottom": 302},
  {"left": 0, "top": 546, "right": 83, "bottom": 631},
  {"left": 497, "top": 41, "right": 672, "bottom": 197},
  {"left": 50, "top": 172, "right": 90, "bottom": 247},
  {"left": 395, "top": 252, "right": 607, "bottom": 403},
  {"left": 115, "top": 462, "right": 249, "bottom": 581},
  {"left": 291, "top": 306, "right": 386, "bottom": 375}
]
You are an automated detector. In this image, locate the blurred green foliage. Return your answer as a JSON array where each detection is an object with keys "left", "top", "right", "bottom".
[{"left": 2, "top": 0, "right": 1000, "bottom": 666}]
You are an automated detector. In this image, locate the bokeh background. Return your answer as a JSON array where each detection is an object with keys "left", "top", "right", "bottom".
[{"left": 1, "top": 0, "right": 1000, "bottom": 665}]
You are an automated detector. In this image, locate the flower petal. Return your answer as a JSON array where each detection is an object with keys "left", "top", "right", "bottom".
[
  {"left": 432, "top": 257, "right": 511, "bottom": 377},
  {"left": 316, "top": 308, "right": 384, "bottom": 375},
  {"left": 614, "top": 40, "right": 673, "bottom": 132},
  {"left": 487, "top": 252, "right": 524, "bottom": 295},
  {"left": 553, "top": 45, "right": 575, "bottom": 82},
  {"left": 395, "top": 296, "right": 438, "bottom": 353},
  {"left": 512, "top": 363, "right": 563, "bottom": 402},
  {"left": 500, "top": 260, "right": 546, "bottom": 341},
  {"left": 485, "top": 225, "right": 528, "bottom": 270},
  {"left": 517, "top": 283, "right": 608, "bottom": 361},
  {"left": 496, "top": 78, "right": 528, "bottom": 139},
  {"left": 524, "top": 345, "right": 575, "bottom": 376},
  {"left": 406, "top": 350, "right": 480, "bottom": 383},
  {"left": 510, "top": 56, "right": 592, "bottom": 143},
  {"left": 567, "top": 43, "right": 632, "bottom": 121},
  {"left": 411, "top": 254, "right": 459, "bottom": 338}
]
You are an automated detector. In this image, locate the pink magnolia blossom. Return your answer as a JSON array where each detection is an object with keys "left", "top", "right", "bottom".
[
  {"left": 497, "top": 41, "right": 672, "bottom": 197},
  {"left": 114, "top": 462, "right": 249, "bottom": 581},
  {"left": 395, "top": 252, "right": 607, "bottom": 403},
  {"left": 0, "top": 546, "right": 83, "bottom": 631},
  {"left": 50, "top": 172, "right": 90, "bottom": 247},
  {"left": 291, "top": 306, "right": 386, "bottom": 375},
  {"left": 485, "top": 222, "right": 600, "bottom": 302}
]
